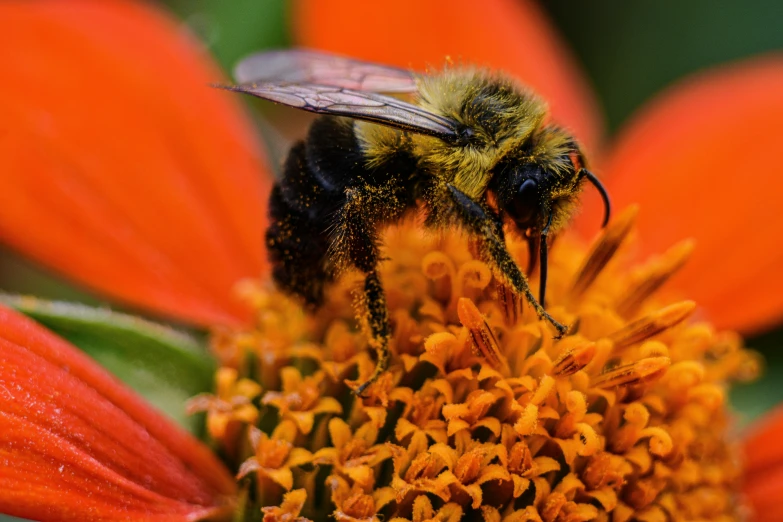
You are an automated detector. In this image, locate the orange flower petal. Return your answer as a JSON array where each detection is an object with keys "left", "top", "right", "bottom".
[
  {"left": 592, "top": 56, "right": 783, "bottom": 333},
  {"left": 742, "top": 405, "right": 783, "bottom": 522},
  {"left": 0, "top": 305, "right": 236, "bottom": 520},
  {"left": 293, "top": 0, "right": 603, "bottom": 152},
  {"left": 0, "top": 0, "right": 271, "bottom": 326}
]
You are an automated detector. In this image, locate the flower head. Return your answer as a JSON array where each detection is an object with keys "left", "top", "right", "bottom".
[{"left": 214, "top": 210, "right": 757, "bottom": 520}]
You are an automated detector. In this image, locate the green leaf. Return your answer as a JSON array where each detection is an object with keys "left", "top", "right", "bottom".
[
  {"left": 1, "top": 294, "right": 215, "bottom": 434},
  {"left": 730, "top": 328, "right": 783, "bottom": 428},
  {"left": 0, "top": 515, "right": 33, "bottom": 522}
]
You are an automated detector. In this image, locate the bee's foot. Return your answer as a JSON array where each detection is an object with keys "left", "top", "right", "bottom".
[
  {"left": 353, "top": 369, "right": 384, "bottom": 397},
  {"left": 552, "top": 323, "right": 569, "bottom": 339},
  {"left": 353, "top": 380, "right": 372, "bottom": 398},
  {"left": 541, "top": 312, "right": 569, "bottom": 339}
]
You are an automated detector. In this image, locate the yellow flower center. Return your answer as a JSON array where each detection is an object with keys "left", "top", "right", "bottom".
[{"left": 207, "top": 206, "right": 760, "bottom": 522}]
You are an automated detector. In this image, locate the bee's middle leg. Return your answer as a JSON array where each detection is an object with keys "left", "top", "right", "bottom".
[
  {"left": 331, "top": 183, "right": 407, "bottom": 395},
  {"left": 442, "top": 184, "right": 567, "bottom": 336}
]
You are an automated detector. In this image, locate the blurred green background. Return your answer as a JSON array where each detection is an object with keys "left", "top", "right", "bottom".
[{"left": 1, "top": 0, "right": 781, "bottom": 424}]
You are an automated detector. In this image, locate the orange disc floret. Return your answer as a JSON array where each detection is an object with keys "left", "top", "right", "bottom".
[{"left": 210, "top": 208, "right": 758, "bottom": 520}]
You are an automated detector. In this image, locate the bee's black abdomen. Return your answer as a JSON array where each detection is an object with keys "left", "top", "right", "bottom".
[
  {"left": 267, "top": 185, "right": 331, "bottom": 306},
  {"left": 267, "top": 140, "right": 341, "bottom": 306},
  {"left": 267, "top": 116, "right": 419, "bottom": 308},
  {"left": 277, "top": 142, "right": 329, "bottom": 219}
]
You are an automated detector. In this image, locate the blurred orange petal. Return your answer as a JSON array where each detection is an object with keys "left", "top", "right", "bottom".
[
  {"left": 594, "top": 55, "right": 783, "bottom": 333},
  {"left": 0, "top": 0, "right": 271, "bottom": 327},
  {"left": 743, "top": 405, "right": 783, "bottom": 522},
  {"left": 293, "top": 0, "right": 602, "bottom": 153},
  {"left": 0, "top": 305, "right": 236, "bottom": 521}
]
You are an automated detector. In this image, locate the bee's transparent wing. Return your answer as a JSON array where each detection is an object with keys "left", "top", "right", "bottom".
[
  {"left": 223, "top": 82, "right": 460, "bottom": 141},
  {"left": 233, "top": 50, "right": 418, "bottom": 93}
]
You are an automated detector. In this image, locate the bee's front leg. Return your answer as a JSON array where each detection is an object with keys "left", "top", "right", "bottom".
[{"left": 443, "top": 184, "right": 568, "bottom": 337}]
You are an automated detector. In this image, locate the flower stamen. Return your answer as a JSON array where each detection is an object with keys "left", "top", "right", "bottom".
[
  {"left": 615, "top": 240, "right": 695, "bottom": 317},
  {"left": 592, "top": 356, "right": 671, "bottom": 389},
  {"left": 569, "top": 206, "right": 638, "bottom": 300},
  {"left": 457, "top": 297, "right": 509, "bottom": 374},
  {"left": 608, "top": 301, "right": 696, "bottom": 351}
]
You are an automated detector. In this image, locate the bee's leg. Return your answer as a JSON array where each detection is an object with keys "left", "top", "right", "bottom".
[
  {"left": 355, "top": 269, "right": 391, "bottom": 396},
  {"left": 331, "top": 183, "right": 406, "bottom": 395},
  {"left": 444, "top": 184, "right": 568, "bottom": 336}
]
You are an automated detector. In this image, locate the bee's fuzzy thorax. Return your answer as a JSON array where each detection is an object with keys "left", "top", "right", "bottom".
[{"left": 413, "top": 68, "right": 549, "bottom": 199}]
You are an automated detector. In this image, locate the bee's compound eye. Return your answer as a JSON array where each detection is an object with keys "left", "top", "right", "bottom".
[{"left": 510, "top": 178, "right": 538, "bottom": 225}]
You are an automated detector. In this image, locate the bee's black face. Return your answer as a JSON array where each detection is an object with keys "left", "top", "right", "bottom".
[
  {"left": 491, "top": 162, "right": 547, "bottom": 231},
  {"left": 506, "top": 177, "right": 539, "bottom": 228}
]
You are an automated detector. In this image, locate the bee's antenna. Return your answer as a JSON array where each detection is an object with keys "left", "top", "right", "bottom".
[
  {"left": 582, "top": 169, "right": 611, "bottom": 227},
  {"left": 539, "top": 211, "right": 554, "bottom": 309}
]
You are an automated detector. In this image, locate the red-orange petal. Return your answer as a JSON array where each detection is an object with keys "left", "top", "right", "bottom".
[
  {"left": 293, "top": 0, "right": 603, "bottom": 153},
  {"left": 590, "top": 55, "right": 783, "bottom": 333},
  {"left": 0, "top": 0, "right": 271, "bottom": 327},
  {"left": 742, "top": 405, "right": 783, "bottom": 522},
  {"left": 0, "top": 305, "right": 236, "bottom": 521}
]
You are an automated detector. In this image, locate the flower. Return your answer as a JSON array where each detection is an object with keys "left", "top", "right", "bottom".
[
  {"left": 186, "top": 366, "right": 263, "bottom": 452},
  {"left": 1, "top": 0, "right": 783, "bottom": 521},
  {"left": 312, "top": 417, "right": 392, "bottom": 489},
  {"left": 237, "top": 421, "right": 313, "bottom": 492},
  {"left": 261, "top": 367, "right": 343, "bottom": 434},
  {"left": 220, "top": 212, "right": 756, "bottom": 519}
]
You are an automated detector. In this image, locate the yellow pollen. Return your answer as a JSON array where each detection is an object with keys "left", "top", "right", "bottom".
[{"left": 208, "top": 210, "right": 759, "bottom": 521}]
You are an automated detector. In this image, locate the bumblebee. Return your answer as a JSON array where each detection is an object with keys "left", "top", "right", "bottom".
[{"left": 226, "top": 50, "right": 610, "bottom": 395}]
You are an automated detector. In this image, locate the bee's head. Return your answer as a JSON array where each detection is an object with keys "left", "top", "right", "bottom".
[
  {"left": 490, "top": 156, "right": 580, "bottom": 238},
  {"left": 490, "top": 130, "right": 610, "bottom": 236},
  {"left": 489, "top": 132, "right": 610, "bottom": 308}
]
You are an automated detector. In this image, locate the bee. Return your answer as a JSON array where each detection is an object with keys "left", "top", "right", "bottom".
[{"left": 225, "top": 50, "right": 611, "bottom": 395}]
